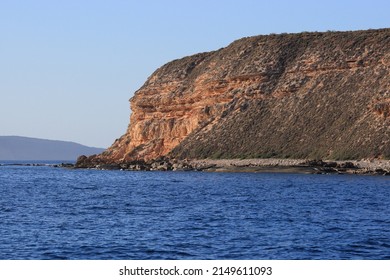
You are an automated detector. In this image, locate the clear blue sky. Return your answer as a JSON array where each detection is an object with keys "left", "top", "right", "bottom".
[{"left": 1, "top": 0, "right": 389, "bottom": 148}]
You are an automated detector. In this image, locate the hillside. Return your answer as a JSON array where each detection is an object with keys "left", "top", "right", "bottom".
[
  {"left": 0, "top": 136, "right": 105, "bottom": 161},
  {"left": 77, "top": 28, "right": 390, "bottom": 168}
]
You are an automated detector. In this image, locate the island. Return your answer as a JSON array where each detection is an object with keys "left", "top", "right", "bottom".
[{"left": 76, "top": 29, "right": 390, "bottom": 175}]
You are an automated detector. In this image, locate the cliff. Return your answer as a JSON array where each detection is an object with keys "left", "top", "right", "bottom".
[{"left": 77, "top": 29, "right": 390, "bottom": 167}]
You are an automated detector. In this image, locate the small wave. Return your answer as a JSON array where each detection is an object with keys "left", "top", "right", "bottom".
[
  {"left": 41, "top": 251, "right": 69, "bottom": 260},
  {"left": 0, "top": 206, "right": 14, "bottom": 213}
]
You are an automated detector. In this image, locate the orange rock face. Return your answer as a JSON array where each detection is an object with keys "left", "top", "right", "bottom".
[
  {"left": 78, "top": 29, "right": 390, "bottom": 166},
  {"left": 106, "top": 64, "right": 241, "bottom": 161}
]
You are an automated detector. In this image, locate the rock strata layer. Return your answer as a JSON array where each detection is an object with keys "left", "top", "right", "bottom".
[{"left": 77, "top": 29, "right": 390, "bottom": 168}]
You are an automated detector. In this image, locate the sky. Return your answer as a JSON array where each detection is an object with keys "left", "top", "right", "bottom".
[{"left": 1, "top": 0, "right": 389, "bottom": 148}]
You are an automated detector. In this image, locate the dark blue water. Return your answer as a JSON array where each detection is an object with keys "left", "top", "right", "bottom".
[{"left": 0, "top": 163, "right": 389, "bottom": 259}]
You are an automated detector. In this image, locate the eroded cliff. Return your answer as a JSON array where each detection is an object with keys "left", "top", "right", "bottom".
[{"left": 77, "top": 29, "right": 390, "bottom": 167}]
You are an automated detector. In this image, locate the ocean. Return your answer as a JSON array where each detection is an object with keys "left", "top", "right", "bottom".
[{"left": 0, "top": 162, "right": 389, "bottom": 259}]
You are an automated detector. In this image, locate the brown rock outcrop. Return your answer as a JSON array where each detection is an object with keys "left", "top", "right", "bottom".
[{"left": 77, "top": 28, "right": 390, "bottom": 167}]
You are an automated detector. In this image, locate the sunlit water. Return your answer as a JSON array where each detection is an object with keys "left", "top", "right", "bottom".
[{"left": 1, "top": 163, "right": 389, "bottom": 259}]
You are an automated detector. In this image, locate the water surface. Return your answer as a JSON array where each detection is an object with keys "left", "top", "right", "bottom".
[{"left": 0, "top": 164, "right": 389, "bottom": 259}]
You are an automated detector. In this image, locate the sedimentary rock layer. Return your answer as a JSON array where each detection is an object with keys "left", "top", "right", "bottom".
[{"left": 78, "top": 29, "right": 390, "bottom": 167}]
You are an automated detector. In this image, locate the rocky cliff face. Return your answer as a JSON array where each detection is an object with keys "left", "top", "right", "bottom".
[{"left": 78, "top": 29, "right": 390, "bottom": 167}]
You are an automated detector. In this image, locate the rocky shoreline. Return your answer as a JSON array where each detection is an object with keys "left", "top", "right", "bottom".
[
  {"left": 74, "top": 156, "right": 390, "bottom": 175},
  {"left": 0, "top": 162, "right": 76, "bottom": 168},
  {"left": 189, "top": 158, "right": 390, "bottom": 175}
]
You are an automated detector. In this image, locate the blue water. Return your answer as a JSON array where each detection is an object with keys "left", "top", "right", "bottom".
[{"left": 0, "top": 163, "right": 389, "bottom": 259}]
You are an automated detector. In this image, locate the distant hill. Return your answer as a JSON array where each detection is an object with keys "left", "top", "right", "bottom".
[{"left": 0, "top": 136, "right": 105, "bottom": 161}]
